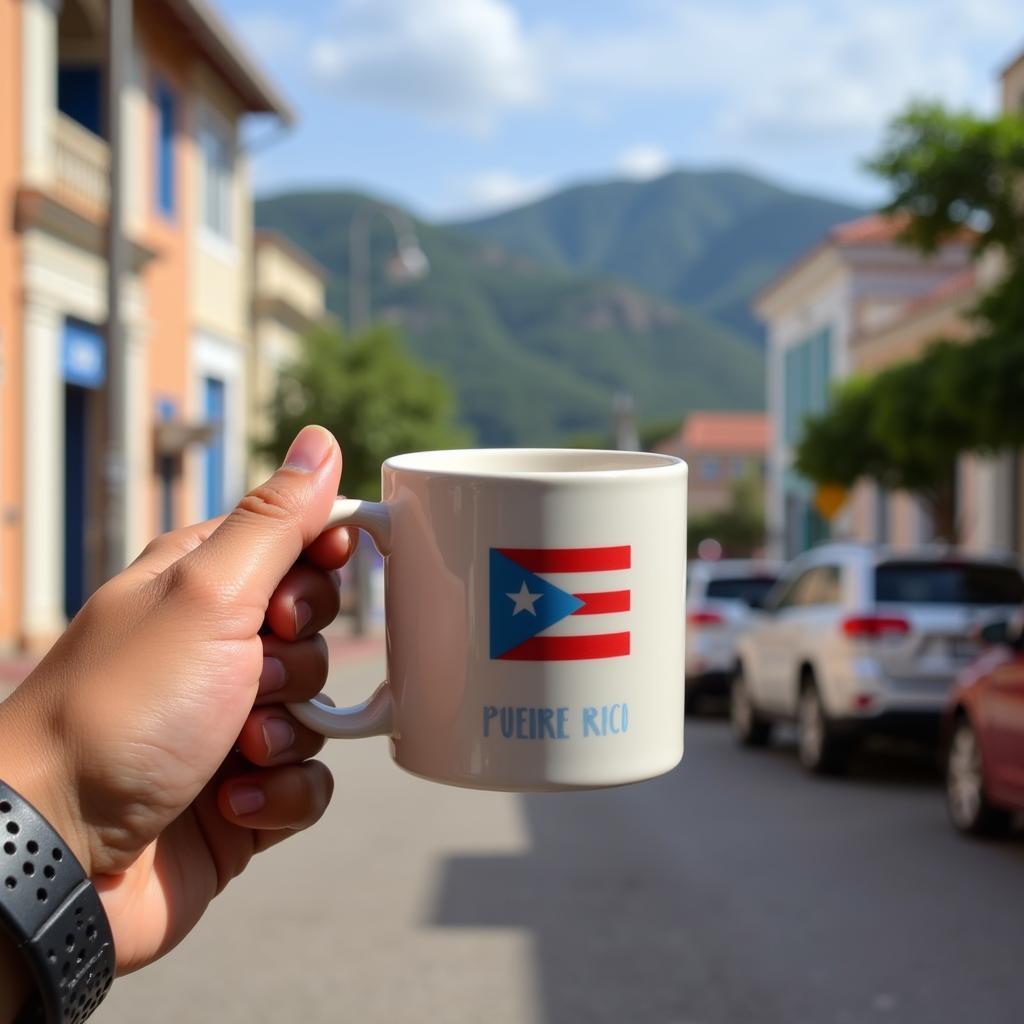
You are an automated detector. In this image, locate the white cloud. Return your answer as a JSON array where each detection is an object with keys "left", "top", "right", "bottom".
[
  {"left": 310, "top": 0, "right": 543, "bottom": 133},
  {"left": 617, "top": 144, "right": 671, "bottom": 180},
  {"left": 545, "top": 0, "right": 1013, "bottom": 154},
  {"left": 456, "top": 170, "right": 551, "bottom": 215}
]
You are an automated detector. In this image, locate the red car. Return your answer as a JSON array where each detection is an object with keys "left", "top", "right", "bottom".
[{"left": 945, "top": 618, "right": 1024, "bottom": 836}]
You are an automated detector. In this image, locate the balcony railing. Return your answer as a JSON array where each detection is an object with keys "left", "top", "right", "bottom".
[{"left": 53, "top": 112, "right": 109, "bottom": 212}]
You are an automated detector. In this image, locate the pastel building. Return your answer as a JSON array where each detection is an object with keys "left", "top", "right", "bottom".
[
  {"left": 755, "top": 214, "right": 972, "bottom": 559},
  {"left": 0, "top": 0, "right": 297, "bottom": 650},
  {"left": 250, "top": 230, "right": 328, "bottom": 485},
  {"left": 654, "top": 412, "right": 769, "bottom": 517}
]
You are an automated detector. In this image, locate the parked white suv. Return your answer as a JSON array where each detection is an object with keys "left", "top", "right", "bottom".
[
  {"left": 686, "top": 559, "right": 779, "bottom": 708},
  {"left": 732, "top": 544, "right": 1024, "bottom": 774}
]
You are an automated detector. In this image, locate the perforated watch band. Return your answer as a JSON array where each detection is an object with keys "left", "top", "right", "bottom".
[{"left": 0, "top": 781, "right": 115, "bottom": 1024}]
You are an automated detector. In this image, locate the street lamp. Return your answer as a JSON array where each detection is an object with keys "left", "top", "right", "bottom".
[{"left": 348, "top": 203, "right": 430, "bottom": 333}]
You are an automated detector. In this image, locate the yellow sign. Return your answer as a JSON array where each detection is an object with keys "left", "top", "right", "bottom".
[{"left": 815, "top": 484, "right": 847, "bottom": 521}]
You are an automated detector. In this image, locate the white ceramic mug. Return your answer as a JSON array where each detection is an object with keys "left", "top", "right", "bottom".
[{"left": 288, "top": 448, "right": 687, "bottom": 791}]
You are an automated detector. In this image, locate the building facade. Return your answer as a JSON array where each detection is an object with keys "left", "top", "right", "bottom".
[
  {"left": 249, "top": 230, "right": 328, "bottom": 485},
  {"left": 757, "top": 51, "right": 1024, "bottom": 563},
  {"left": 654, "top": 412, "right": 769, "bottom": 517},
  {"left": 0, "top": 0, "right": 296, "bottom": 650},
  {"left": 755, "top": 214, "right": 973, "bottom": 560}
]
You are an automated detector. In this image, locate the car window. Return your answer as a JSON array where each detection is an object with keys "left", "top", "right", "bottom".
[
  {"left": 875, "top": 562, "right": 1024, "bottom": 605},
  {"left": 706, "top": 576, "right": 779, "bottom": 607},
  {"left": 774, "top": 569, "right": 815, "bottom": 610},
  {"left": 802, "top": 565, "right": 841, "bottom": 606},
  {"left": 774, "top": 566, "right": 841, "bottom": 610}
]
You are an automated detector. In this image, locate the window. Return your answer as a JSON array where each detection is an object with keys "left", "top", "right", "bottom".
[
  {"left": 775, "top": 565, "right": 841, "bottom": 610},
  {"left": 783, "top": 327, "right": 833, "bottom": 445},
  {"left": 875, "top": 562, "right": 1024, "bottom": 606},
  {"left": 730, "top": 457, "right": 749, "bottom": 479},
  {"left": 706, "top": 576, "right": 779, "bottom": 608},
  {"left": 58, "top": 65, "right": 103, "bottom": 136},
  {"left": 199, "top": 109, "right": 233, "bottom": 241},
  {"left": 155, "top": 80, "right": 176, "bottom": 217},
  {"left": 203, "top": 377, "right": 226, "bottom": 518},
  {"left": 700, "top": 456, "right": 722, "bottom": 481}
]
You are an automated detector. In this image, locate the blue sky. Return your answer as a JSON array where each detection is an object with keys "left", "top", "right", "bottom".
[{"left": 217, "top": 0, "right": 1021, "bottom": 220}]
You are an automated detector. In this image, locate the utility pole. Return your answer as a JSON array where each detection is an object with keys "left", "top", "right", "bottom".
[{"left": 104, "top": 0, "right": 131, "bottom": 579}]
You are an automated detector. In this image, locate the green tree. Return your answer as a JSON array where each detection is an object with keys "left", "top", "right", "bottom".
[
  {"left": 867, "top": 101, "right": 1024, "bottom": 450},
  {"left": 265, "top": 323, "right": 471, "bottom": 498},
  {"left": 795, "top": 345, "right": 975, "bottom": 542}
]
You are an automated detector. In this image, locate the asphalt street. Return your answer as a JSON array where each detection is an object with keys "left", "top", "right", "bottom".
[{"left": 101, "top": 653, "right": 1024, "bottom": 1024}]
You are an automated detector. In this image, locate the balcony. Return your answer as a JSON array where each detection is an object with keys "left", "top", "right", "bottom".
[{"left": 53, "top": 112, "right": 109, "bottom": 214}]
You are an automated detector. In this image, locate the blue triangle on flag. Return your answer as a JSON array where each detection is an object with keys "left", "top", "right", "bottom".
[{"left": 489, "top": 549, "right": 584, "bottom": 659}]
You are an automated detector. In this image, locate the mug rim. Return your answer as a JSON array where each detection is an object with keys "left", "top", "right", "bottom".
[{"left": 384, "top": 447, "right": 686, "bottom": 481}]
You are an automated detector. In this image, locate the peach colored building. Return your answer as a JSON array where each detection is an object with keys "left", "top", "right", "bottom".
[
  {"left": 755, "top": 213, "right": 972, "bottom": 559},
  {"left": 0, "top": 0, "right": 294, "bottom": 649},
  {"left": 655, "top": 413, "right": 769, "bottom": 517}
]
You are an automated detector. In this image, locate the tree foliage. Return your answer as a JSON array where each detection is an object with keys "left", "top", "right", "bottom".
[
  {"left": 264, "top": 323, "right": 471, "bottom": 499},
  {"left": 795, "top": 344, "right": 976, "bottom": 542},
  {"left": 794, "top": 102, "right": 1024, "bottom": 541}
]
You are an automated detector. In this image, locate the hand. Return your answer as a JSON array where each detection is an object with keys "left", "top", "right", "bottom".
[{"left": 0, "top": 426, "right": 352, "bottom": 978}]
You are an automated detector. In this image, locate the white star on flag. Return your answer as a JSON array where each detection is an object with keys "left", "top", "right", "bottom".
[{"left": 506, "top": 581, "right": 542, "bottom": 616}]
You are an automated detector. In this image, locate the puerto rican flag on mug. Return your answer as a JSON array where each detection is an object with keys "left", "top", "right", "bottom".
[{"left": 489, "top": 546, "right": 631, "bottom": 660}]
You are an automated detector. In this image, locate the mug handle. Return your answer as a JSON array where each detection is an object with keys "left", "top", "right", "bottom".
[{"left": 286, "top": 497, "right": 394, "bottom": 739}]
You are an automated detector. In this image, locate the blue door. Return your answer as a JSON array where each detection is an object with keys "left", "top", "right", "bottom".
[
  {"left": 203, "top": 377, "right": 226, "bottom": 518},
  {"left": 62, "top": 318, "right": 106, "bottom": 619}
]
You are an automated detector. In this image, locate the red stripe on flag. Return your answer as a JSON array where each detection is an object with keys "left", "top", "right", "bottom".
[
  {"left": 572, "top": 590, "right": 630, "bottom": 614},
  {"left": 498, "top": 632, "right": 630, "bottom": 661},
  {"left": 498, "top": 546, "right": 631, "bottom": 573}
]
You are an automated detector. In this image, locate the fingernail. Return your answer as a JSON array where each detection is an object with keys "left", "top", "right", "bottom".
[
  {"left": 283, "top": 426, "right": 333, "bottom": 473},
  {"left": 294, "top": 599, "right": 313, "bottom": 635},
  {"left": 258, "top": 656, "right": 286, "bottom": 695},
  {"left": 228, "top": 785, "right": 265, "bottom": 816},
  {"left": 263, "top": 718, "right": 296, "bottom": 759}
]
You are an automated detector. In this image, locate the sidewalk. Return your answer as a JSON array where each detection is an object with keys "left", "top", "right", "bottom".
[{"left": 0, "top": 615, "right": 384, "bottom": 701}]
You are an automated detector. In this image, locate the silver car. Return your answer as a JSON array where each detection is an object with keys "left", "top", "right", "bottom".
[
  {"left": 732, "top": 543, "right": 1024, "bottom": 774},
  {"left": 685, "top": 559, "right": 779, "bottom": 708}
]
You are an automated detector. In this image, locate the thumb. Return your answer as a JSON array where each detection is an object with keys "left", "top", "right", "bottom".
[{"left": 178, "top": 425, "right": 342, "bottom": 611}]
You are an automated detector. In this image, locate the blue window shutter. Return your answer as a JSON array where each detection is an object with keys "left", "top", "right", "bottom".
[
  {"left": 203, "top": 377, "right": 226, "bottom": 518},
  {"left": 156, "top": 81, "right": 176, "bottom": 216}
]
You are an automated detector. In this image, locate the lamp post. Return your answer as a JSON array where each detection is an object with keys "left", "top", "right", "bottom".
[{"left": 346, "top": 204, "right": 430, "bottom": 634}]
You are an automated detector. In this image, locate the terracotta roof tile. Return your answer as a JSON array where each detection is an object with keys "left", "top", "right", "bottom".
[{"left": 677, "top": 412, "right": 770, "bottom": 454}]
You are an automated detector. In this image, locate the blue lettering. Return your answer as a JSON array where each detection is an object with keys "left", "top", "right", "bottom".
[
  {"left": 556, "top": 707, "right": 569, "bottom": 739},
  {"left": 539, "top": 707, "right": 555, "bottom": 739},
  {"left": 481, "top": 705, "right": 572, "bottom": 739},
  {"left": 581, "top": 703, "right": 629, "bottom": 737},
  {"left": 483, "top": 705, "right": 498, "bottom": 738}
]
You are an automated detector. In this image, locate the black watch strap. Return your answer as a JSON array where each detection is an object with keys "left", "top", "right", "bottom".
[{"left": 0, "top": 781, "right": 114, "bottom": 1024}]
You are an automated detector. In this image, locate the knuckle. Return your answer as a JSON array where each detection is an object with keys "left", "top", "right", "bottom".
[
  {"left": 235, "top": 483, "right": 305, "bottom": 528},
  {"left": 161, "top": 557, "right": 227, "bottom": 609}
]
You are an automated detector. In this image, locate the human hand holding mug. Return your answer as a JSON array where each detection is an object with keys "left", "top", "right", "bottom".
[{"left": 289, "top": 448, "right": 688, "bottom": 791}]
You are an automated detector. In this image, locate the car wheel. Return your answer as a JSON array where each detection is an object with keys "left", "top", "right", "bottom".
[
  {"left": 797, "top": 682, "right": 849, "bottom": 776},
  {"left": 945, "top": 715, "right": 1012, "bottom": 838},
  {"left": 731, "top": 668, "right": 772, "bottom": 747}
]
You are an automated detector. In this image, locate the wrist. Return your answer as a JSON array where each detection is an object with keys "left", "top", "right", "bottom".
[{"left": 0, "top": 680, "right": 92, "bottom": 878}]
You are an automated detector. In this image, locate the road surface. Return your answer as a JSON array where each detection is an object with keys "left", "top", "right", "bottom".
[{"left": 101, "top": 653, "right": 1024, "bottom": 1023}]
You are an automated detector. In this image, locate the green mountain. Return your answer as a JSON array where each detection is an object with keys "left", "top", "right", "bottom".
[
  {"left": 450, "top": 169, "right": 865, "bottom": 342},
  {"left": 255, "top": 190, "right": 764, "bottom": 446}
]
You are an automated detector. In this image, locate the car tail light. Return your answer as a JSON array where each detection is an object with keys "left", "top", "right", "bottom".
[
  {"left": 841, "top": 615, "right": 911, "bottom": 639},
  {"left": 688, "top": 609, "right": 724, "bottom": 627}
]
